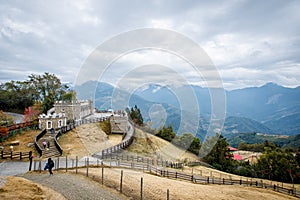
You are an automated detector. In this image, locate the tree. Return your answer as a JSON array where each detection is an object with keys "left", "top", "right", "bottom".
[
  {"left": 62, "top": 91, "right": 77, "bottom": 102},
  {"left": 156, "top": 125, "right": 176, "bottom": 142},
  {"left": 0, "top": 81, "right": 34, "bottom": 113},
  {"left": 25, "top": 73, "right": 69, "bottom": 113},
  {"left": 189, "top": 137, "right": 201, "bottom": 155},
  {"left": 128, "top": 105, "right": 144, "bottom": 125},
  {"left": 23, "top": 103, "right": 43, "bottom": 122},
  {"left": 99, "top": 117, "right": 111, "bottom": 135},
  {"left": 204, "top": 135, "right": 236, "bottom": 172},
  {"left": 172, "top": 133, "right": 201, "bottom": 154},
  {"left": 255, "top": 147, "right": 299, "bottom": 183},
  {"left": 0, "top": 73, "right": 70, "bottom": 114}
]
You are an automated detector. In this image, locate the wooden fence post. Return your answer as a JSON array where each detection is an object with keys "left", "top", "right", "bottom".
[
  {"left": 57, "top": 157, "right": 60, "bottom": 170},
  {"left": 34, "top": 160, "right": 36, "bottom": 171},
  {"left": 167, "top": 189, "right": 170, "bottom": 200},
  {"left": 120, "top": 170, "right": 123, "bottom": 193},
  {"left": 102, "top": 166, "right": 104, "bottom": 185},
  {"left": 86, "top": 157, "right": 89, "bottom": 177},
  {"left": 75, "top": 156, "right": 78, "bottom": 174},
  {"left": 10, "top": 151, "right": 13, "bottom": 160},
  {"left": 66, "top": 156, "right": 68, "bottom": 172},
  {"left": 140, "top": 177, "right": 143, "bottom": 200},
  {"left": 39, "top": 161, "right": 42, "bottom": 173},
  {"left": 28, "top": 151, "right": 32, "bottom": 171},
  {"left": 20, "top": 152, "right": 22, "bottom": 160}
]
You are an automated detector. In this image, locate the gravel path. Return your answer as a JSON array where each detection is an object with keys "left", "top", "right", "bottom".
[{"left": 21, "top": 173, "right": 128, "bottom": 200}]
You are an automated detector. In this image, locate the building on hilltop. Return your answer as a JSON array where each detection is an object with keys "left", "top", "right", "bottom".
[
  {"left": 38, "top": 112, "right": 67, "bottom": 130},
  {"left": 53, "top": 100, "right": 94, "bottom": 121},
  {"left": 39, "top": 100, "right": 94, "bottom": 130}
]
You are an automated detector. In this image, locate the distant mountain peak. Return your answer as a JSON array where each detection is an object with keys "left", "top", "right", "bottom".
[{"left": 261, "top": 82, "right": 282, "bottom": 88}]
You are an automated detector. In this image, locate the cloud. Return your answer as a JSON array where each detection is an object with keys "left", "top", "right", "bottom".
[{"left": 0, "top": 0, "right": 299, "bottom": 90}]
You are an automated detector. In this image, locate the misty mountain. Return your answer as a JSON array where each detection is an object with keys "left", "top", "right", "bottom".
[
  {"left": 75, "top": 81, "right": 203, "bottom": 137},
  {"left": 75, "top": 81, "right": 300, "bottom": 138},
  {"left": 134, "top": 82, "right": 300, "bottom": 135}
]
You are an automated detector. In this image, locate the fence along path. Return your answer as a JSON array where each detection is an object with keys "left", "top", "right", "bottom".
[
  {"left": 31, "top": 155, "right": 300, "bottom": 199},
  {"left": 92, "top": 116, "right": 135, "bottom": 159}
]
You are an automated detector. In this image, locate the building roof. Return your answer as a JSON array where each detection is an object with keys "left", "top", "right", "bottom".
[
  {"left": 228, "top": 146, "right": 238, "bottom": 151},
  {"left": 233, "top": 154, "right": 243, "bottom": 161}
]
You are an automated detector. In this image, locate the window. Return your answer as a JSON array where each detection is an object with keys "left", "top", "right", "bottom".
[
  {"left": 47, "top": 121, "right": 52, "bottom": 129},
  {"left": 58, "top": 120, "right": 62, "bottom": 128}
]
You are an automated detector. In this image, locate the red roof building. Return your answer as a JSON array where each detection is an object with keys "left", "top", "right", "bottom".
[{"left": 233, "top": 154, "right": 243, "bottom": 161}]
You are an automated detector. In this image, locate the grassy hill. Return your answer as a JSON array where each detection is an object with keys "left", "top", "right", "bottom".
[{"left": 127, "top": 128, "right": 200, "bottom": 162}]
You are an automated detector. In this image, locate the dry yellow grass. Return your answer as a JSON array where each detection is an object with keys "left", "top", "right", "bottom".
[
  {"left": 0, "top": 129, "right": 40, "bottom": 153},
  {"left": 58, "top": 123, "right": 122, "bottom": 159},
  {"left": 71, "top": 167, "right": 298, "bottom": 200},
  {"left": 127, "top": 128, "right": 200, "bottom": 162},
  {"left": 0, "top": 176, "right": 66, "bottom": 200}
]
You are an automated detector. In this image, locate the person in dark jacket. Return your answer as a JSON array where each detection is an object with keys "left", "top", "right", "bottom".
[{"left": 48, "top": 157, "right": 54, "bottom": 175}]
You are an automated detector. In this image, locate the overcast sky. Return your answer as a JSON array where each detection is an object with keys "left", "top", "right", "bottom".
[{"left": 0, "top": 0, "right": 299, "bottom": 90}]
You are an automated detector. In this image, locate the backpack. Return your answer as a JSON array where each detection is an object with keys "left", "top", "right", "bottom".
[
  {"left": 44, "top": 162, "right": 49, "bottom": 170},
  {"left": 49, "top": 160, "right": 54, "bottom": 168}
]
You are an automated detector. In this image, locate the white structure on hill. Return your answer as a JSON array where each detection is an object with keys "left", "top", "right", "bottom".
[{"left": 39, "top": 100, "right": 94, "bottom": 130}]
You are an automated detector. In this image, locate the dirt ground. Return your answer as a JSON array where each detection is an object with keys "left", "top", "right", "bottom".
[
  {"left": 72, "top": 167, "right": 298, "bottom": 200},
  {"left": 58, "top": 123, "right": 122, "bottom": 159},
  {"left": 0, "top": 176, "right": 66, "bottom": 200},
  {"left": 0, "top": 129, "right": 39, "bottom": 153}
]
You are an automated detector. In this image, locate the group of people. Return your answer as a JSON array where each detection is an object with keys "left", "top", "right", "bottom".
[{"left": 42, "top": 140, "right": 50, "bottom": 149}]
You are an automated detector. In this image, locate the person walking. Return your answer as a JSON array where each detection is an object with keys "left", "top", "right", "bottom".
[{"left": 48, "top": 157, "right": 54, "bottom": 176}]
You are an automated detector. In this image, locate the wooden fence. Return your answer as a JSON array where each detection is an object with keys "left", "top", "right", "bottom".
[
  {"left": 34, "top": 129, "right": 46, "bottom": 156},
  {"left": 31, "top": 156, "right": 300, "bottom": 198},
  {"left": 1, "top": 150, "right": 32, "bottom": 160},
  {"left": 92, "top": 119, "right": 135, "bottom": 158},
  {"left": 75, "top": 117, "right": 108, "bottom": 126},
  {"left": 100, "top": 153, "right": 184, "bottom": 169}
]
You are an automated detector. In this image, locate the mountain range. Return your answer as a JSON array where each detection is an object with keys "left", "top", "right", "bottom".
[{"left": 75, "top": 81, "right": 300, "bottom": 138}]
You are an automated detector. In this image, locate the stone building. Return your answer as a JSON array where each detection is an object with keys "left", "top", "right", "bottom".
[
  {"left": 39, "top": 100, "right": 94, "bottom": 130},
  {"left": 53, "top": 100, "right": 94, "bottom": 121},
  {"left": 38, "top": 113, "right": 67, "bottom": 130}
]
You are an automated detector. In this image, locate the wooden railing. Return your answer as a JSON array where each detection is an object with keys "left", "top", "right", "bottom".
[
  {"left": 34, "top": 129, "right": 46, "bottom": 157},
  {"left": 1, "top": 150, "right": 32, "bottom": 160},
  {"left": 93, "top": 119, "right": 135, "bottom": 158},
  {"left": 54, "top": 123, "right": 76, "bottom": 156},
  {"left": 98, "top": 153, "right": 183, "bottom": 168}
]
